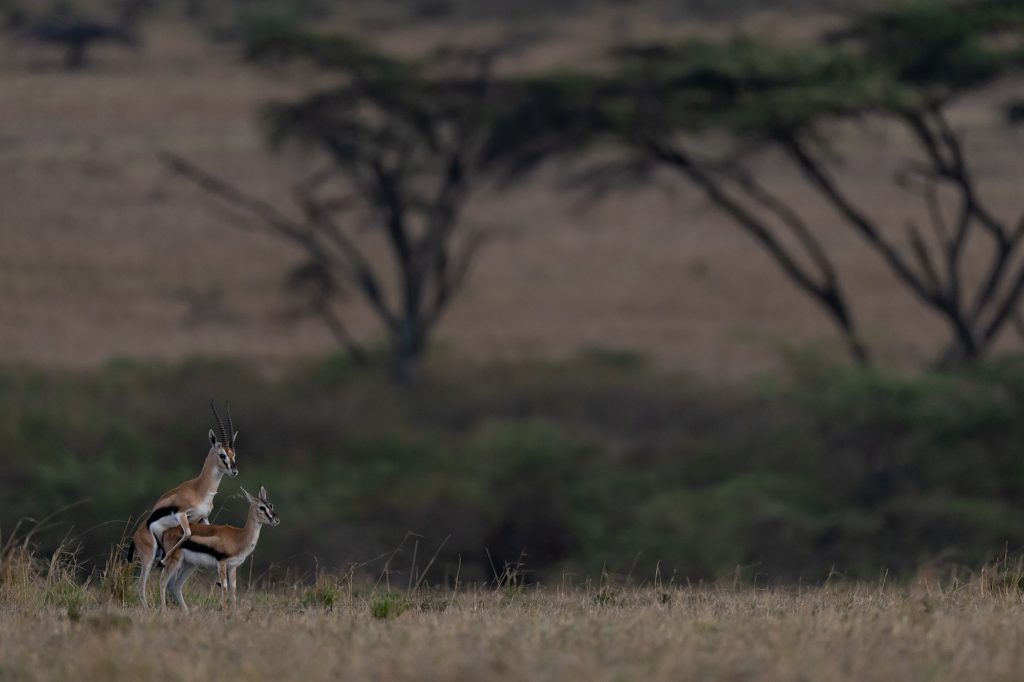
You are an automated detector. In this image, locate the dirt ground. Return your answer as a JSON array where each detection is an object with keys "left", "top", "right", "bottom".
[{"left": 3, "top": 12, "right": 1024, "bottom": 380}]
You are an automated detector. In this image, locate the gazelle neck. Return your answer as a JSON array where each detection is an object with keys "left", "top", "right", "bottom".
[
  {"left": 242, "top": 506, "right": 264, "bottom": 544},
  {"left": 198, "top": 451, "right": 225, "bottom": 493}
]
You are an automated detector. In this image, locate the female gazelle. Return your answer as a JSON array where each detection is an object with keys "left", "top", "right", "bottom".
[
  {"left": 158, "top": 486, "right": 280, "bottom": 614},
  {"left": 128, "top": 401, "right": 239, "bottom": 610}
]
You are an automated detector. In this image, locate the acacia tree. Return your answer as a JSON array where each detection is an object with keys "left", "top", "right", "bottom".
[
  {"left": 499, "top": 0, "right": 1024, "bottom": 366},
  {"left": 168, "top": 33, "right": 534, "bottom": 376}
]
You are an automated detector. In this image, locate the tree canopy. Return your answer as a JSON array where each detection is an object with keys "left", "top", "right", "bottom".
[
  {"left": 493, "top": 0, "right": 1024, "bottom": 366},
  {"left": 173, "top": 31, "right": 555, "bottom": 375}
]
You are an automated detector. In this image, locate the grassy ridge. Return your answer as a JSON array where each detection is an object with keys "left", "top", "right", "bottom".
[{"left": 3, "top": 352, "right": 1024, "bottom": 585}]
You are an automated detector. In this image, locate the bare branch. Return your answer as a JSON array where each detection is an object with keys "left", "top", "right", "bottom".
[
  {"left": 1012, "top": 308, "right": 1024, "bottom": 341},
  {"left": 906, "top": 221, "right": 943, "bottom": 295},
  {"left": 781, "top": 136, "right": 938, "bottom": 304},
  {"left": 311, "top": 299, "right": 369, "bottom": 364},
  {"left": 162, "top": 152, "right": 327, "bottom": 260},
  {"left": 982, "top": 261, "right": 1024, "bottom": 349},
  {"left": 723, "top": 162, "right": 841, "bottom": 291},
  {"left": 428, "top": 228, "right": 486, "bottom": 326},
  {"left": 650, "top": 138, "right": 869, "bottom": 364},
  {"left": 918, "top": 110, "right": 1008, "bottom": 244},
  {"left": 165, "top": 151, "right": 389, "bottom": 355},
  {"left": 292, "top": 181, "right": 399, "bottom": 331}
]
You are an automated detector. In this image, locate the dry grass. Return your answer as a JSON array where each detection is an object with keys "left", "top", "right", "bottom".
[
  {"left": 5, "top": 519, "right": 1024, "bottom": 681},
  {"left": 3, "top": 15, "right": 1024, "bottom": 379},
  {"left": 4, "top": 562, "right": 1024, "bottom": 681}
]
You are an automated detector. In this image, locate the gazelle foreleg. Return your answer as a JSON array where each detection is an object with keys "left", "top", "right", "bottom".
[
  {"left": 228, "top": 565, "right": 239, "bottom": 613},
  {"left": 159, "top": 512, "right": 192, "bottom": 565},
  {"left": 217, "top": 561, "right": 229, "bottom": 615}
]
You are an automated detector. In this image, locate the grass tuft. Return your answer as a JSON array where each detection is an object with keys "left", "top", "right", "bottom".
[
  {"left": 42, "top": 544, "right": 91, "bottom": 617},
  {"left": 594, "top": 586, "right": 621, "bottom": 607},
  {"left": 81, "top": 611, "right": 133, "bottom": 634},
  {"left": 371, "top": 592, "right": 408, "bottom": 619},
  {"left": 99, "top": 542, "right": 138, "bottom": 607},
  {"left": 302, "top": 572, "right": 343, "bottom": 610}
]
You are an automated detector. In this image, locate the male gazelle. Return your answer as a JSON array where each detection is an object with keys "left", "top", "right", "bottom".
[
  {"left": 158, "top": 486, "right": 280, "bottom": 614},
  {"left": 128, "top": 401, "right": 239, "bottom": 610}
]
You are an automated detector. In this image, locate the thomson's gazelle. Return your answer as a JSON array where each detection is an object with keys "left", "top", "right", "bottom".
[
  {"left": 158, "top": 486, "right": 280, "bottom": 614},
  {"left": 128, "top": 401, "right": 239, "bottom": 610}
]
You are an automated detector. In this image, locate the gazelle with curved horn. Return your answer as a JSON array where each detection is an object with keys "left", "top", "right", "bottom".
[
  {"left": 159, "top": 486, "right": 280, "bottom": 615},
  {"left": 128, "top": 401, "right": 240, "bottom": 610}
]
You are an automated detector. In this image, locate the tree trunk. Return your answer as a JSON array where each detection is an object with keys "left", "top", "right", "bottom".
[{"left": 390, "top": 314, "right": 428, "bottom": 381}]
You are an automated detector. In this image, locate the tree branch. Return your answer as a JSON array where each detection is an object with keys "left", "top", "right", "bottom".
[
  {"left": 722, "top": 162, "right": 841, "bottom": 291},
  {"left": 780, "top": 135, "right": 938, "bottom": 305},
  {"left": 906, "top": 221, "right": 943, "bottom": 295},
  {"left": 650, "top": 139, "right": 869, "bottom": 364},
  {"left": 293, "top": 180, "right": 400, "bottom": 331},
  {"left": 164, "top": 152, "right": 395, "bottom": 352}
]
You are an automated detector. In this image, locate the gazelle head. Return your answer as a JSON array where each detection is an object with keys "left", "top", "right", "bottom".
[
  {"left": 209, "top": 400, "right": 239, "bottom": 478},
  {"left": 241, "top": 486, "right": 280, "bottom": 526}
]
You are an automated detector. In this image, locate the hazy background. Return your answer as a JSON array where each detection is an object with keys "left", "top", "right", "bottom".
[
  {"left": 2, "top": 0, "right": 985, "bottom": 379},
  {"left": 4, "top": 0, "right": 1024, "bottom": 588}
]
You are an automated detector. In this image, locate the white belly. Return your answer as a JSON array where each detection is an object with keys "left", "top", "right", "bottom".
[{"left": 180, "top": 549, "right": 219, "bottom": 569}]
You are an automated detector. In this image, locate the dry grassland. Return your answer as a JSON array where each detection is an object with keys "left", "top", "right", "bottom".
[
  {"left": 3, "top": 15, "right": 1024, "bottom": 378},
  {"left": 4, "top": 519, "right": 1023, "bottom": 682},
  {"left": 4, "top": 577, "right": 1024, "bottom": 681}
]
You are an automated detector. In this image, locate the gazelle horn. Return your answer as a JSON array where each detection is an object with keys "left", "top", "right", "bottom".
[
  {"left": 211, "top": 400, "right": 228, "bottom": 446},
  {"left": 226, "top": 402, "right": 235, "bottom": 446}
]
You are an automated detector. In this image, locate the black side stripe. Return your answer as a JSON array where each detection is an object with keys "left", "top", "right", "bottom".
[
  {"left": 146, "top": 506, "right": 179, "bottom": 529},
  {"left": 181, "top": 539, "right": 228, "bottom": 561}
]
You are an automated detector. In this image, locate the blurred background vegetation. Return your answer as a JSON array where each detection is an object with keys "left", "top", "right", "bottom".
[
  {"left": 5, "top": 0, "right": 1024, "bottom": 588},
  {"left": 0, "top": 0, "right": 884, "bottom": 29},
  {"left": 6, "top": 352, "right": 1024, "bottom": 585}
]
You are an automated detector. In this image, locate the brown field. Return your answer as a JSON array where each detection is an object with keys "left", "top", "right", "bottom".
[
  {"left": 5, "top": 573, "right": 1024, "bottom": 681},
  {"left": 3, "top": 11, "right": 1024, "bottom": 380}
]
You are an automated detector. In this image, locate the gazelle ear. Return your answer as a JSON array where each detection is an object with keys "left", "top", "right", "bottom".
[
  {"left": 209, "top": 429, "right": 217, "bottom": 446},
  {"left": 240, "top": 486, "right": 256, "bottom": 504},
  {"left": 232, "top": 431, "right": 239, "bottom": 446},
  {"left": 259, "top": 486, "right": 268, "bottom": 501}
]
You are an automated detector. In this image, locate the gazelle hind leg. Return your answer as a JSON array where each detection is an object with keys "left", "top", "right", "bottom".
[
  {"left": 169, "top": 564, "right": 196, "bottom": 613},
  {"left": 157, "top": 551, "right": 183, "bottom": 613},
  {"left": 134, "top": 534, "right": 157, "bottom": 612},
  {"left": 159, "top": 513, "right": 192, "bottom": 566}
]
